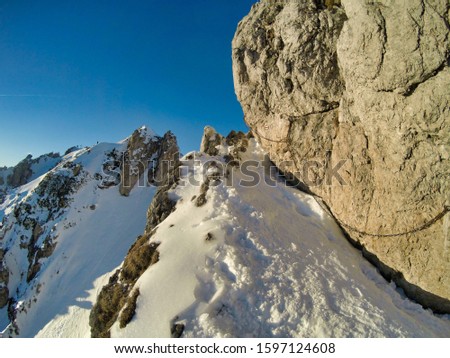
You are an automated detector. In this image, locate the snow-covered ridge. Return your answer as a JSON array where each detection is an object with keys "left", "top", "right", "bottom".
[
  {"left": 0, "top": 153, "right": 62, "bottom": 206},
  {"left": 1, "top": 126, "right": 449, "bottom": 338},
  {"left": 97, "top": 128, "right": 450, "bottom": 338},
  {"left": 0, "top": 126, "right": 170, "bottom": 337}
]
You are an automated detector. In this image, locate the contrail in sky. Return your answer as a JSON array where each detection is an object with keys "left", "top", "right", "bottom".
[{"left": 0, "top": 94, "right": 63, "bottom": 97}]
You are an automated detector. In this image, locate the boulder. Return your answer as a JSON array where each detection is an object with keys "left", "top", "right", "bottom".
[{"left": 232, "top": 0, "right": 450, "bottom": 312}]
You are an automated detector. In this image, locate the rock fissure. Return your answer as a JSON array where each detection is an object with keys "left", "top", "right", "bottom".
[
  {"left": 375, "top": 7, "right": 388, "bottom": 80},
  {"left": 403, "top": 57, "right": 449, "bottom": 96}
]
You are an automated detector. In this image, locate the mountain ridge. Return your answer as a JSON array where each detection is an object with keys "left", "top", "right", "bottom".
[
  {"left": 1, "top": 125, "right": 449, "bottom": 337},
  {"left": 0, "top": 126, "right": 175, "bottom": 337}
]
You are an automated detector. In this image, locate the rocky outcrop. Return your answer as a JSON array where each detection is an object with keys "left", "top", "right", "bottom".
[
  {"left": 119, "top": 126, "right": 161, "bottom": 196},
  {"left": 200, "top": 126, "right": 226, "bottom": 156},
  {"left": 145, "top": 132, "right": 180, "bottom": 233},
  {"left": 232, "top": 0, "right": 450, "bottom": 312},
  {"left": 6, "top": 155, "right": 33, "bottom": 188},
  {"left": 6, "top": 153, "right": 61, "bottom": 189},
  {"left": 90, "top": 133, "right": 180, "bottom": 337},
  {"left": 0, "top": 163, "right": 85, "bottom": 312},
  {"left": 200, "top": 126, "right": 251, "bottom": 160},
  {"left": 119, "top": 127, "right": 181, "bottom": 196},
  {"left": 0, "top": 248, "right": 8, "bottom": 307}
]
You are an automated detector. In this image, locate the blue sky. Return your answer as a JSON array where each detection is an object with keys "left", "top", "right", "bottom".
[{"left": 0, "top": 0, "right": 255, "bottom": 166}]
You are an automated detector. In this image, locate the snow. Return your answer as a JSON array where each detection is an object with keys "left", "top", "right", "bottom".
[
  {"left": 114, "top": 140, "right": 450, "bottom": 338},
  {"left": 29, "top": 155, "right": 62, "bottom": 182},
  {"left": 27, "top": 185, "right": 155, "bottom": 338},
  {"left": 118, "top": 125, "right": 158, "bottom": 146},
  {"left": 1, "top": 134, "right": 449, "bottom": 338},
  {"left": 0, "top": 140, "right": 156, "bottom": 337}
]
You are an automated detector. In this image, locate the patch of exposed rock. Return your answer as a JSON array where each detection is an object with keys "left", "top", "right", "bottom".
[
  {"left": 232, "top": 0, "right": 450, "bottom": 312},
  {"left": 200, "top": 126, "right": 251, "bottom": 160},
  {"left": 200, "top": 126, "right": 225, "bottom": 156},
  {"left": 0, "top": 159, "right": 86, "bottom": 336},
  {"left": 119, "top": 127, "right": 181, "bottom": 196},
  {"left": 6, "top": 155, "right": 33, "bottom": 189},
  {"left": 119, "top": 126, "right": 161, "bottom": 196},
  {"left": 0, "top": 249, "right": 8, "bottom": 307},
  {"left": 0, "top": 153, "right": 61, "bottom": 193}
]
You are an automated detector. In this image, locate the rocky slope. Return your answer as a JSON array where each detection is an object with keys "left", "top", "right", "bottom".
[
  {"left": 232, "top": 0, "right": 450, "bottom": 312},
  {"left": 0, "top": 153, "right": 62, "bottom": 205},
  {"left": 0, "top": 127, "right": 178, "bottom": 337}
]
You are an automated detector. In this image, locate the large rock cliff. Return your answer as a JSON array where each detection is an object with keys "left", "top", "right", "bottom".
[{"left": 232, "top": 0, "right": 450, "bottom": 312}]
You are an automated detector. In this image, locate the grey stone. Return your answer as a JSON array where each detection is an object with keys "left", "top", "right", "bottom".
[
  {"left": 232, "top": 0, "right": 450, "bottom": 312},
  {"left": 200, "top": 126, "right": 225, "bottom": 156},
  {"left": 119, "top": 127, "right": 161, "bottom": 196}
]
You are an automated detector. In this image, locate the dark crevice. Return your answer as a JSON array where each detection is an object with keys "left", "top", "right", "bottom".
[
  {"left": 375, "top": 7, "right": 387, "bottom": 79},
  {"left": 403, "top": 58, "right": 449, "bottom": 96},
  {"left": 424, "top": 0, "right": 450, "bottom": 33},
  {"left": 299, "top": 101, "right": 340, "bottom": 118},
  {"left": 360, "top": 246, "right": 450, "bottom": 314},
  {"left": 374, "top": 56, "right": 449, "bottom": 96}
]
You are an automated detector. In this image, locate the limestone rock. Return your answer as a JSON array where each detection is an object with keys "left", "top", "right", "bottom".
[
  {"left": 232, "top": 0, "right": 450, "bottom": 312},
  {"left": 120, "top": 128, "right": 180, "bottom": 196},
  {"left": 119, "top": 126, "right": 161, "bottom": 196},
  {"left": 200, "top": 126, "right": 225, "bottom": 156},
  {"left": 6, "top": 155, "right": 33, "bottom": 188},
  {"left": 145, "top": 131, "right": 180, "bottom": 234},
  {"left": 151, "top": 131, "right": 180, "bottom": 187}
]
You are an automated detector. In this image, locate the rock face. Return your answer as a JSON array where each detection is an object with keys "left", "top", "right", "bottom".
[
  {"left": 232, "top": 0, "right": 450, "bottom": 312},
  {"left": 119, "top": 126, "right": 161, "bottom": 196},
  {"left": 7, "top": 153, "right": 61, "bottom": 189},
  {"left": 0, "top": 153, "right": 62, "bottom": 205},
  {"left": 200, "top": 126, "right": 225, "bottom": 156},
  {"left": 119, "top": 127, "right": 181, "bottom": 196},
  {"left": 90, "top": 133, "right": 180, "bottom": 338},
  {"left": 0, "top": 163, "right": 85, "bottom": 311},
  {"left": 6, "top": 155, "right": 33, "bottom": 189}
]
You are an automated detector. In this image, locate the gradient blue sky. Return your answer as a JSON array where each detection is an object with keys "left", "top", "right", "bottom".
[{"left": 0, "top": 0, "right": 255, "bottom": 166}]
